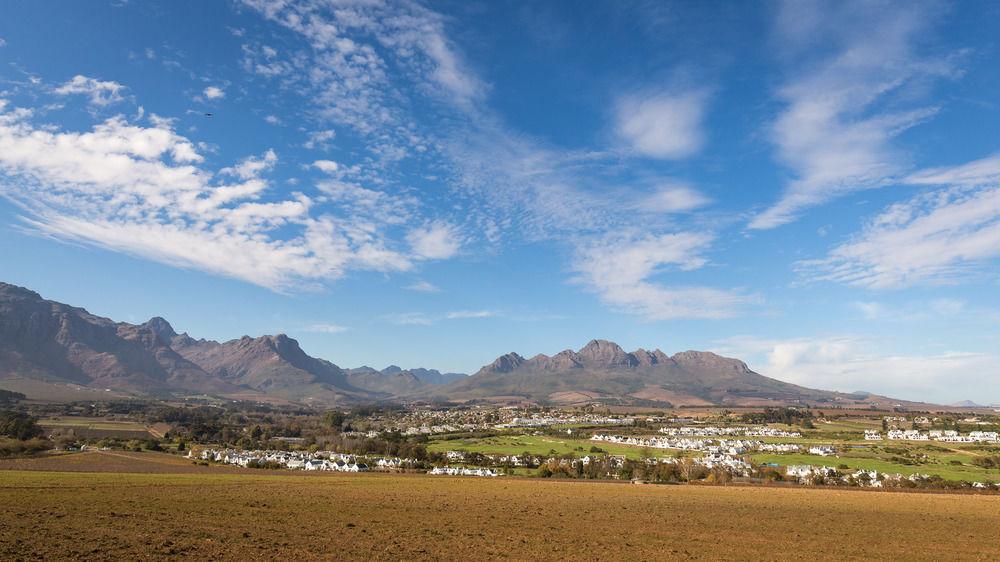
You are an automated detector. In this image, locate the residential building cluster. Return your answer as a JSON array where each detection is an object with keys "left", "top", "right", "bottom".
[
  {"left": 401, "top": 424, "right": 483, "bottom": 436},
  {"left": 658, "top": 426, "right": 802, "bottom": 438},
  {"left": 428, "top": 466, "right": 500, "bottom": 477},
  {"left": 591, "top": 433, "right": 802, "bottom": 455},
  {"left": 784, "top": 465, "right": 1000, "bottom": 490},
  {"left": 495, "top": 414, "right": 636, "bottom": 429},
  {"left": 195, "top": 448, "right": 421, "bottom": 472},
  {"left": 868, "top": 430, "right": 1000, "bottom": 443}
]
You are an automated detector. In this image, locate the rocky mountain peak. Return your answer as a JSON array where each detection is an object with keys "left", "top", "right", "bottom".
[
  {"left": 143, "top": 317, "right": 177, "bottom": 341},
  {"left": 483, "top": 352, "right": 525, "bottom": 374},
  {"left": 577, "top": 339, "right": 637, "bottom": 368},
  {"left": 632, "top": 348, "right": 672, "bottom": 366},
  {"left": 543, "top": 349, "right": 583, "bottom": 370},
  {"left": 0, "top": 282, "right": 44, "bottom": 303}
]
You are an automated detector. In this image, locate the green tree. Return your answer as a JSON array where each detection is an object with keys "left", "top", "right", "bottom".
[
  {"left": 323, "top": 410, "right": 346, "bottom": 429},
  {"left": 0, "top": 411, "right": 44, "bottom": 440}
]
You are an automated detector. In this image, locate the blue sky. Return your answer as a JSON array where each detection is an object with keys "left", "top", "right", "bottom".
[{"left": 1, "top": 1, "right": 999, "bottom": 403}]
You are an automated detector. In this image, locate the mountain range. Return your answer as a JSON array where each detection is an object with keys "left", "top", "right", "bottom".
[{"left": 0, "top": 282, "right": 934, "bottom": 409}]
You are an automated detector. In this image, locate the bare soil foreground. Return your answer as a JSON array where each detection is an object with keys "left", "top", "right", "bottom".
[{"left": 2, "top": 453, "right": 999, "bottom": 561}]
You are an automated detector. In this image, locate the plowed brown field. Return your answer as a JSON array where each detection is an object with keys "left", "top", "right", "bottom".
[{"left": 1, "top": 452, "right": 998, "bottom": 560}]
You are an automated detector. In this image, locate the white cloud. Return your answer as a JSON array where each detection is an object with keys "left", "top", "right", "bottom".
[
  {"left": 54, "top": 75, "right": 125, "bottom": 106},
  {"left": 264, "top": 115, "right": 281, "bottom": 125},
  {"left": 906, "top": 151, "right": 1000, "bottom": 188},
  {"left": 407, "top": 222, "right": 461, "bottom": 260},
  {"left": 851, "top": 299, "right": 968, "bottom": 321},
  {"left": 614, "top": 91, "right": 706, "bottom": 159},
  {"left": 312, "top": 159, "right": 339, "bottom": 174},
  {"left": 0, "top": 99, "right": 428, "bottom": 291},
  {"left": 445, "top": 310, "right": 495, "bottom": 319},
  {"left": 203, "top": 86, "right": 225, "bottom": 100},
  {"left": 405, "top": 280, "right": 441, "bottom": 293},
  {"left": 220, "top": 149, "right": 277, "bottom": 180},
  {"left": 303, "top": 129, "right": 336, "bottom": 150},
  {"left": 303, "top": 322, "right": 348, "bottom": 334},
  {"left": 801, "top": 184, "right": 1000, "bottom": 288},
  {"left": 383, "top": 309, "right": 497, "bottom": 326},
  {"left": 750, "top": 3, "right": 957, "bottom": 230},
  {"left": 382, "top": 312, "right": 433, "bottom": 326},
  {"left": 718, "top": 335, "right": 1000, "bottom": 404},
  {"left": 572, "top": 232, "right": 751, "bottom": 320},
  {"left": 640, "top": 183, "right": 710, "bottom": 213},
  {"left": 0, "top": 38, "right": 6, "bottom": 48}
]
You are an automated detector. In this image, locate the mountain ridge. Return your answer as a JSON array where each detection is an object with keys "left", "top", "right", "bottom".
[
  {"left": 0, "top": 282, "right": 941, "bottom": 409},
  {"left": 434, "top": 339, "right": 925, "bottom": 408}
]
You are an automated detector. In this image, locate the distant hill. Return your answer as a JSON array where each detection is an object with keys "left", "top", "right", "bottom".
[
  {"left": 345, "top": 366, "right": 466, "bottom": 395},
  {"left": 950, "top": 400, "right": 987, "bottom": 408},
  {"left": 426, "top": 339, "right": 925, "bottom": 408}
]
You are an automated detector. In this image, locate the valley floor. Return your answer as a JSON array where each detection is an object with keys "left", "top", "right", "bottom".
[{"left": 1, "top": 452, "right": 999, "bottom": 560}]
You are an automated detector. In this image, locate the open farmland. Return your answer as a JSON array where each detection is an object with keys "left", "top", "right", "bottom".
[
  {"left": 2, "top": 452, "right": 1000, "bottom": 560},
  {"left": 37, "top": 417, "right": 157, "bottom": 439}
]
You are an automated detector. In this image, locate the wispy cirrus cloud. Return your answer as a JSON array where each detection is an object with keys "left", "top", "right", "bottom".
[
  {"left": 239, "top": 0, "right": 482, "bottom": 139},
  {"left": 750, "top": 0, "right": 959, "bottom": 230},
  {"left": 445, "top": 310, "right": 495, "bottom": 319},
  {"left": 302, "top": 322, "right": 349, "bottom": 334},
  {"left": 382, "top": 309, "right": 495, "bottom": 326},
  {"left": 405, "top": 280, "right": 441, "bottom": 293},
  {"left": 801, "top": 153, "right": 1000, "bottom": 288}
]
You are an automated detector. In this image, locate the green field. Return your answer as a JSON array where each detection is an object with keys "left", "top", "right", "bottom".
[
  {"left": 428, "top": 434, "right": 660, "bottom": 460},
  {"left": 752, "top": 450, "right": 1000, "bottom": 483}
]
